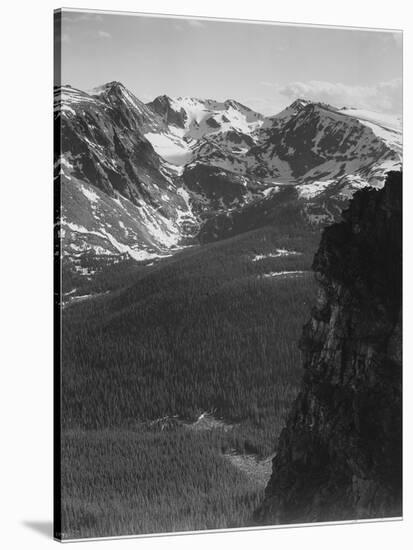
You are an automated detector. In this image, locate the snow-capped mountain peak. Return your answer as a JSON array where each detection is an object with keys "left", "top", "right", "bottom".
[
  {"left": 148, "top": 94, "right": 264, "bottom": 139},
  {"left": 262, "top": 98, "right": 314, "bottom": 130},
  {"left": 289, "top": 98, "right": 312, "bottom": 111},
  {"left": 143, "top": 93, "right": 265, "bottom": 166},
  {"left": 90, "top": 80, "right": 126, "bottom": 95}
]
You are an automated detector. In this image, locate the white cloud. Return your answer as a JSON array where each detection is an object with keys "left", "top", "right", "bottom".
[
  {"left": 97, "top": 30, "right": 111, "bottom": 39},
  {"left": 171, "top": 20, "right": 205, "bottom": 32},
  {"left": 379, "top": 31, "right": 403, "bottom": 49},
  {"left": 391, "top": 32, "right": 403, "bottom": 48},
  {"left": 244, "top": 97, "right": 284, "bottom": 116},
  {"left": 277, "top": 78, "right": 402, "bottom": 114},
  {"left": 64, "top": 13, "right": 103, "bottom": 24},
  {"left": 187, "top": 19, "right": 205, "bottom": 29}
]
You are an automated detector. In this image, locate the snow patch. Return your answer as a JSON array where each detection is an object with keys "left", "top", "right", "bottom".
[
  {"left": 297, "top": 180, "right": 335, "bottom": 199},
  {"left": 145, "top": 132, "right": 193, "bottom": 165},
  {"left": 261, "top": 270, "right": 307, "bottom": 279},
  {"left": 262, "top": 186, "right": 280, "bottom": 197},
  {"left": 252, "top": 249, "right": 302, "bottom": 262},
  {"left": 80, "top": 185, "right": 99, "bottom": 203},
  {"left": 62, "top": 220, "right": 171, "bottom": 262},
  {"left": 341, "top": 108, "right": 402, "bottom": 132}
]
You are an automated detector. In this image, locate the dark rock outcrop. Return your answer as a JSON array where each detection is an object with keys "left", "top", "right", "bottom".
[
  {"left": 255, "top": 171, "right": 402, "bottom": 525},
  {"left": 147, "top": 94, "right": 188, "bottom": 129}
]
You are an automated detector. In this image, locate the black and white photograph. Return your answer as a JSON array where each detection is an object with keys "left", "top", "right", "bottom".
[{"left": 53, "top": 7, "right": 402, "bottom": 541}]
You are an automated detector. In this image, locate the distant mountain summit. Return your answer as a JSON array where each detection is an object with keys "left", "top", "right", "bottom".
[
  {"left": 147, "top": 95, "right": 188, "bottom": 129},
  {"left": 146, "top": 94, "right": 264, "bottom": 145},
  {"left": 248, "top": 100, "right": 401, "bottom": 183},
  {"left": 90, "top": 81, "right": 166, "bottom": 134}
]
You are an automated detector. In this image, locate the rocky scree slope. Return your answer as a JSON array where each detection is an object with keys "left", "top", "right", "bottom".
[{"left": 254, "top": 171, "right": 402, "bottom": 524}]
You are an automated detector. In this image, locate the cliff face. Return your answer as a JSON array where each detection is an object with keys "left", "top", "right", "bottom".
[{"left": 255, "top": 171, "right": 402, "bottom": 525}]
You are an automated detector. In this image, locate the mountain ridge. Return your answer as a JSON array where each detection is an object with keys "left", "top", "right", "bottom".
[{"left": 55, "top": 81, "right": 402, "bottom": 286}]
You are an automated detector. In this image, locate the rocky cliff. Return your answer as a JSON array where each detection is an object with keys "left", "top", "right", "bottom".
[{"left": 255, "top": 171, "right": 402, "bottom": 525}]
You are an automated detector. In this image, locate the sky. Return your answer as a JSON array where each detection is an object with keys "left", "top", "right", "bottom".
[{"left": 57, "top": 9, "right": 403, "bottom": 116}]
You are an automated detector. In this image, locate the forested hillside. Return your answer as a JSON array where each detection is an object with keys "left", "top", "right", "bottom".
[{"left": 60, "top": 224, "right": 319, "bottom": 537}]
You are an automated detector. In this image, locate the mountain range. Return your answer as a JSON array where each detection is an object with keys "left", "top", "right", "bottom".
[{"left": 54, "top": 81, "right": 402, "bottom": 286}]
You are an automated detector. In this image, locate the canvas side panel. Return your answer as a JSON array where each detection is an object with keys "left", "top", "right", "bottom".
[{"left": 53, "top": 8, "right": 63, "bottom": 542}]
